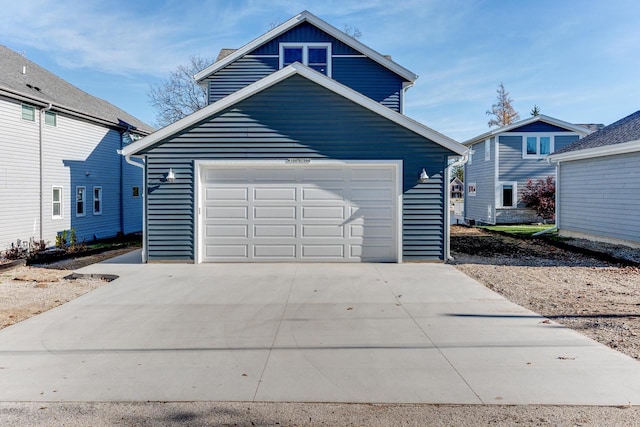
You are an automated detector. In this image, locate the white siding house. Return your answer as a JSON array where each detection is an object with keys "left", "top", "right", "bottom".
[
  {"left": 548, "top": 110, "right": 640, "bottom": 247},
  {"left": 0, "top": 45, "right": 152, "bottom": 250}
]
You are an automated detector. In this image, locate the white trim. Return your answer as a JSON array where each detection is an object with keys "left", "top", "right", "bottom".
[
  {"left": 279, "top": 42, "right": 332, "bottom": 77},
  {"left": 93, "top": 186, "right": 102, "bottom": 215},
  {"left": 518, "top": 133, "right": 556, "bottom": 158},
  {"left": 193, "top": 10, "right": 418, "bottom": 83},
  {"left": 194, "top": 159, "right": 403, "bottom": 264},
  {"left": 484, "top": 138, "right": 490, "bottom": 161},
  {"left": 548, "top": 139, "right": 640, "bottom": 162},
  {"left": 496, "top": 181, "right": 517, "bottom": 208},
  {"left": 75, "top": 186, "right": 86, "bottom": 217},
  {"left": 463, "top": 115, "right": 594, "bottom": 146},
  {"left": 52, "top": 186, "right": 63, "bottom": 219},
  {"left": 332, "top": 54, "right": 367, "bottom": 58},
  {"left": 123, "top": 63, "right": 466, "bottom": 157}
]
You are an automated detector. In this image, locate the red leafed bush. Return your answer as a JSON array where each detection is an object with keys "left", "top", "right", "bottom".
[{"left": 521, "top": 176, "right": 555, "bottom": 220}]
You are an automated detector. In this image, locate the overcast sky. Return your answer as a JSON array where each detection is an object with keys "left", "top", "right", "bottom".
[{"left": 2, "top": 0, "right": 639, "bottom": 141}]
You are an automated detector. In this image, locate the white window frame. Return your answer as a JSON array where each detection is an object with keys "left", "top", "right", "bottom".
[
  {"left": 93, "top": 186, "right": 102, "bottom": 215},
  {"left": 468, "top": 147, "right": 474, "bottom": 165},
  {"left": 497, "top": 181, "right": 518, "bottom": 208},
  {"left": 485, "top": 138, "right": 490, "bottom": 161},
  {"left": 76, "top": 186, "right": 86, "bottom": 217},
  {"left": 52, "top": 186, "right": 63, "bottom": 219},
  {"left": 279, "top": 42, "right": 332, "bottom": 77},
  {"left": 22, "top": 104, "right": 35, "bottom": 122},
  {"left": 521, "top": 134, "right": 555, "bottom": 158},
  {"left": 44, "top": 110, "right": 57, "bottom": 126},
  {"left": 467, "top": 182, "right": 477, "bottom": 197}
]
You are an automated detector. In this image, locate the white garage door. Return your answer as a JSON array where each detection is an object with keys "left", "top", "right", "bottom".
[{"left": 197, "top": 162, "right": 400, "bottom": 263}]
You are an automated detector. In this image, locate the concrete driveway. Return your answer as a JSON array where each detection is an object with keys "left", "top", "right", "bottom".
[{"left": 1, "top": 250, "right": 640, "bottom": 405}]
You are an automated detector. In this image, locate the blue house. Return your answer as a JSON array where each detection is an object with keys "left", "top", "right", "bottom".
[
  {"left": 121, "top": 11, "right": 466, "bottom": 263},
  {"left": 463, "top": 115, "right": 596, "bottom": 224},
  {"left": 548, "top": 110, "right": 640, "bottom": 247},
  {"left": 0, "top": 45, "right": 152, "bottom": 250}
]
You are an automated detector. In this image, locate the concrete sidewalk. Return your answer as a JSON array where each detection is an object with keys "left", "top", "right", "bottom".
[{"left": 0, "top": 252, "right": 639, "bottom": 405}]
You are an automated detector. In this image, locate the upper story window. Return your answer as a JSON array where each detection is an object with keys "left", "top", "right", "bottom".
[
  {"left": 279, "top": 43, "right": 332, "bottom": 76},
  {"left": 22, "top": 104, "right": 35, "bottom": 121},
  {"left": 44, "top": 111, "right": 57, "bottom": 126},
  {"left": 485, "top": 139, "right": 491, "bottom": 161},
  {"left": 523, "top": 135, "right": 554, "bottom": 158}
]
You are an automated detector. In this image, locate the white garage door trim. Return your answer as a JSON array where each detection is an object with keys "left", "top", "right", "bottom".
[{"left": 194, "top": 159, "right": 403, "bottom": 263}]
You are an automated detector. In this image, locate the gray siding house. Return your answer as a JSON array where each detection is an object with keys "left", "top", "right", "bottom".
[
  {"left": 122, "top": 11, "right": 467, "bottom": 263},
  {"left": 0, "top": 45, "right": 152, "bottom": 250},
  {"left": 548, "top": 110, "right": 640, "bottom": 247},
  {"left": 463, "top": 115, "right": 594, "bottom": 224}
]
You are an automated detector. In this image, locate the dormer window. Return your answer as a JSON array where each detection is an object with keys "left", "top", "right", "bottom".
[{"left": 279, "top": 43, "right": 331, "bottom": 76}]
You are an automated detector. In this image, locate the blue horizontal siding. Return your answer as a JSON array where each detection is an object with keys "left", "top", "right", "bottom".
[
  {"left": 143, "top": 75, "right": 454, "bottom": 261},
  {"left": 511, "top": 121, "right": 573, "bottom": 132},
  {"left": 251, "top": 22, "right": 359, "bottom": 55},
  {"left": 208, "top": 57, "right": 278, "bottom": 103}
]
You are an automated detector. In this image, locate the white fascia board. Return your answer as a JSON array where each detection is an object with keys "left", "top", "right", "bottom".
[
  {"left": 547, "top": 139, "right": 640, "bottom": 162},
  {"left": 462, "top": 115, "right": 595, "bottom": 146},
  {"left": 193, "top": 10, "right": 418, "bottom": 84},
  {"left": 123, "top": 63, "right": 465, "bottom": 157}
]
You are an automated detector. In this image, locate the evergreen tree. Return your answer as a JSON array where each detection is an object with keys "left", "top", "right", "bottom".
[{"left": 530, "top": 105, "right": 541, "bottom": 116}]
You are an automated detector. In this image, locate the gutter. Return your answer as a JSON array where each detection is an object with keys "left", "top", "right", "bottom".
[
  {"left": 444, "top": 153, "right": 469, "bottom": 261},
  {"left": 39, "top": 103, "right": 53, "bottom": 242},
  {"left": 119, "top": 152, "right": 147, "bottom": 263}
]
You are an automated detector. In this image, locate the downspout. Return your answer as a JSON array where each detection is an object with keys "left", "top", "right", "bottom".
[
  {"left": 444, "top": 153, "right": 469, "bottom": 261},
  {"left": 119, "top": 152, "right": 146, "bottom": 262},
  {"left": 39, "top": 103, "right": 53, "bottom": 242}
]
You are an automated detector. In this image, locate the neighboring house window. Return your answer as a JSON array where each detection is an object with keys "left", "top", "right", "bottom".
[
  {"left": 485, "top": 139, "right": 490, "bottom": 161},
  {"left": 279, "top": 43, "right": 332, "bottom": 76},
  {"left": 523, "top": 135, "right": 554, "bottom": 158},
  {"left": 468, "top": 148, "right": 474, "bottom": 165},
  {"left": 22, "top": 104, "right": 35, "bottom": 121},
  {"left": 44, "top": 111, "right": 57, "bottom": 126},
  {"left": 467, "top": 182, "right": 477, "bottom": 196},
  {"left": 498, "top": 182, "right": 517, "bottom": 208},
  {"left": 76, "top": 187, "right": 86, "bottom": 217},
  {"left": 52, "top": 186, "right": 63, "bottom": 219},
  {"left": 132, "top": 186, "right": 140, "bottom": 198},
  {"left": 93, "top": 186, "right": 102, "bottom": 215}
]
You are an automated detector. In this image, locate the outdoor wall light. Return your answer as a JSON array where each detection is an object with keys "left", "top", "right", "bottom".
[
  {"left": 166, "top": 168, "right": 176, "bottom": 182},
  {"left": 418, "top": 168, "right": 429, "bottom": 183},
  {"left": 85, "top": 171, "right": 90, "bottom": 176}
]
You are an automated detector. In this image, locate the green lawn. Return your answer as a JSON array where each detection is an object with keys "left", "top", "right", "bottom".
[{"left": 479, "top": 224, "right": 555, "bottom": 237}]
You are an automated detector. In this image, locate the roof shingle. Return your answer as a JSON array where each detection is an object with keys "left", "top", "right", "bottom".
[
  {"left": 553, "top": 110, "right": 640, "bottom": 154},
  {"left": 0, "top": 45, "right": 153, "bottom": 134}
]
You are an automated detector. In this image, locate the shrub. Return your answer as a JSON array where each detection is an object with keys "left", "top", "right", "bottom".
[{"left": 521, "top": 176, "right": 555, "bottom": 221}]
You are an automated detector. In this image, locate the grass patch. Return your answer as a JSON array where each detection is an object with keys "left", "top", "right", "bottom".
[{"left": 479, "top": 224, "right": 555, "bottom": 237}]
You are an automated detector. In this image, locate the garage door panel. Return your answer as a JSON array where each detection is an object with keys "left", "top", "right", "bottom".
[
  {"left": 205, "top": 168, "right": 249, "bottom": 181},
  {"left": 253, "top": 187, "right": 296, "bottom": 201},
  {"left": 301, "top": 245, "right": 344, "bottom": 258},
  {"left": 301, "top": 187, "right": 344, "bottom": 201},
  {"left": 206, "top": 206, "right": 248, "bottom": 219},
  {"left": 302, "top": 168, "right": 345, "bottom": 181},
  {"left": 206, "top": 245, "right": 248, "bottom": 258},
  {"left": 254, "top": 225, "right": 296, "bottom": 237},
  {"left": 206, "top": 187, "right": 248, "bottom": 201},
  {"left": 206, "top": 225, "right": 248, "bottom": 238},
  {"left": 302, "top": 225, "right": 344, "bottom": 237},
  {"left": 352, "top": 168, "right": 393, "bottom": 181},
  {"left": 254, "top": 245, "right": 296, "bottom": 258},
  {"left": 255, "top": 168, "right": 297, "bottom": 181},
  {"left": 350, "top": 244, "right": 394, "bottom": 260},
  {"left": 350, "top": 206, "right": 393, "bottom": 219},
  {"left": 351, "top": 188, "right": 393, "bottom": 202},
  {"left": 302, "top": 206, "right": 344, "bottom": 219},
  {"left": 254, "top": 206, "right": 296, "bottom": 219}
]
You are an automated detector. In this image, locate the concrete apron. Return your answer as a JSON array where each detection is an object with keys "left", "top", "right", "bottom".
[{"left": 1, "top": 254, "right": 639, "bottom": 405}]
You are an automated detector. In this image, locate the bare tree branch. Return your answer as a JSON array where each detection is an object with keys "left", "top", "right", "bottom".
[
  {"left": 148, "top": 55, "right": 212, "bottom": 128},
  {"left": 486, "top": 83, "right": 520, "bottom": 128}
]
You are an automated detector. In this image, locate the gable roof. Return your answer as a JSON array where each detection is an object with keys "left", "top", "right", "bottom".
[
  {"left": 548, "top": 110, "right": 640, "bottom": 161},
  {"left": 0, "top": 45, "right": 153, "bottom": 134},
  {"left": 194, "top": 10, "right": 418, "bottom": 84},
  {"left": 463, "top": 115, "right": 595, "bottom": 146},
  {"left": 122, "top": 63, "right": 464, "bottom": 157}
]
